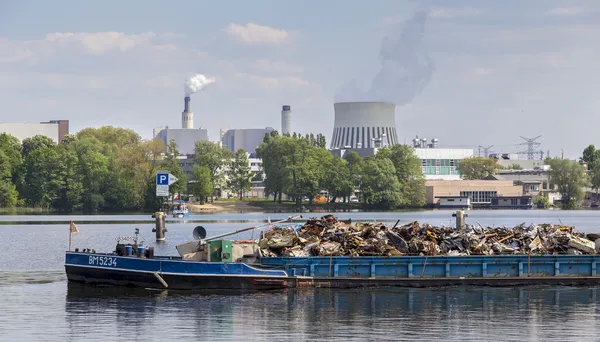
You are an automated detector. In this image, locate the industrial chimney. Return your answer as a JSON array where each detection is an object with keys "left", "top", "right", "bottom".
[
  {"left": 182, "top": 96, "right": 193, "bottom": 129},
  {"left": 281, "top": 105, "right": 291, "bottom": 135}
]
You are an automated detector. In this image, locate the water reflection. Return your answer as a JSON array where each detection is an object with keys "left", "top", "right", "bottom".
[{"left": 63, "top": 285, "right": 600, "bottom": 341}]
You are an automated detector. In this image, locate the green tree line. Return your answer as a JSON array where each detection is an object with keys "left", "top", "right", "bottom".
[
  {"left": 0, "top": 127, "right": 186, "bottom": 212},
  {"left": 255, "top": 131, "right": 426, "bottom": 209}
]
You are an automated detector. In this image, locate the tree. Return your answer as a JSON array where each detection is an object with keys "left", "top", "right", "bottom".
[
  {"left": 190, "top": 166, "right": 213, "bottom": 203},
  {"left": 142, "top": 138, "right": 167, "bottom": 210},
  {"left": 344, "top": 151, "right": 364, "bottom": 200},
  {"left": 547, "top": 158, "right": 587, "bottom": 209},
  {"left": 316, "top": 133, "right": 327, "bottom": 149},
  {"left": 227, "top": 149, "right": 252, "bottom": 199},
  {"left": 0, "top": 133, "right": 23, "bottom": 191},
  {"left": 52, "top": 143, "right": 83, "bottom": 212},
  {"left": 0, "top": 150, "right": 18, "bottom": 207},
  {"left": 279, "top": 137, "right": 328, "bottom": 207},
  {"left": 22, "top": 144, "right": 60, "bottom": 208},
  {"left": 257, "top": 136, "right": 289, "bottom": 202},
  {"left": 590, "top": 159, "right": 600, "bottom": 194},
  {"left": 582, "top": 145, "right": 596, "bottom": 168},
  {"left": 457, "top": 157, "right": 499, "bottom": 180},
  {"left": 581, "top": 145, "right": 600, "bottom": 171},
  {"left": 73, "top": 137, "right": 110, "bottom": 212},
  {"left": 362, "top": 157, "right": 402, "bottom": 209},
  {"left": 193, "top": 141, "right": 232, "bottom": 198},
  {"left": 164, "top": 139, "right": 186, "bottom": 196},
  {"left": 22, "top": 135, "right": 56, "bottom": 159},
  {"left": 322, "top": 156, "right": 353, "bottom": 202},
  {"left": 378, "top": 145, "right": 426, "bottom": 207}
]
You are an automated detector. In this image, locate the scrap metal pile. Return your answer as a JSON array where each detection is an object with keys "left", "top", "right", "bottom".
[{"left": 257, "top": 215, "right": 600, "bottom": 257}]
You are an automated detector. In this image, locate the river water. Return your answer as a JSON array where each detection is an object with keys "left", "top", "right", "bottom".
[{"left": 2, "top": 210, "right": 600, "bottom": 341}]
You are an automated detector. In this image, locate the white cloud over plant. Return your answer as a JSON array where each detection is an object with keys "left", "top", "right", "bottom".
[{"left": 223, "top": 23, "right": 290, "bottom": 44}]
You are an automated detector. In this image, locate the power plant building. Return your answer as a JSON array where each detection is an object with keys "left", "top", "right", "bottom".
[
  {"left": 412, "top": 136, "right": 474, "bottom": 181},
  {"left": 155, "top": 96, "right": 208, "bottom": 155},
  {"left": 330, "top": 102, "right": 399, "bottom": 149},
  {"left": 221, "top": 127, "right": 274, "bottom": 154},
  {"left": 0, "top": 120, "right": 69, "bottom": 143}
]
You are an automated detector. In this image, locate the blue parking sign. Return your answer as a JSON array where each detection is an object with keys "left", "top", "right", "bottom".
[{"left": 156, "top": 173, "right": 169, "bottom": 185}]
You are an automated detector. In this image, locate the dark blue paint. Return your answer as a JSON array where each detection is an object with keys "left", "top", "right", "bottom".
[
  {"left": 259, "top": 255, "right": 600, "bottom": 278},
  {"left": 66, "top": 252, "right": 600, "bottom": 280},
  {"left": 65, "top": 252, "right": 287, "bottom": 277}
]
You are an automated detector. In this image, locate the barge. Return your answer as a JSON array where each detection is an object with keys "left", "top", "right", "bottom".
[{"left": 64, "top": 216, "right": 600, "bottom": 291}]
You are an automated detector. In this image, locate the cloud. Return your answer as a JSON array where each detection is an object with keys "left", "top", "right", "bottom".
[
  {"left": 0, "top": 31, "right": 172, "bottom": 65},
  {"left": 248, "top": 59, "right": 303, "bottom": 74},
  {"left": 546, "top": 7, "right": 586, "bottom": 16},
  {"left": 472, "top": 67, "right": 490, "bottom": 76},
  {"left": 223, "top": 23, "right": 289, "bottom": 44},
  {"left": 430, "top": 7, "right": 484, "bottom": 19},
  {"left": 45, "top": 31, "right": 155, "bottom": 54},
  {"left": 235, "top": 73, "right": 316, "bottom": 90},
  {"left": 143, "top": 74, "right": 181, "bottom": 89}
]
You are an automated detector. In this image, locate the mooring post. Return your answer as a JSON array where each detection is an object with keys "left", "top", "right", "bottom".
[
  {"left": 152, "top": 209, "right": 167, "bottom": 241},
  {"left": 452, "top": 210, "right": 468, "bottom": 230}
]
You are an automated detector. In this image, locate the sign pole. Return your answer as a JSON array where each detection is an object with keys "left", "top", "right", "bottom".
[{"left": 154, "top": 171, "right": 179, "bottom": 242}]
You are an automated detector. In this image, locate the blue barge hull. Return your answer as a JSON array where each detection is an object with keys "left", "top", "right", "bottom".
[{"left": 65, "top": 252, "right": 600, "bottom": 291}]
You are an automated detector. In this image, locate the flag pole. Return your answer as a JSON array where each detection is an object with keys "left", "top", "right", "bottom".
[{"left": 69, "top": 220, "right": 72, "bottom": 251}]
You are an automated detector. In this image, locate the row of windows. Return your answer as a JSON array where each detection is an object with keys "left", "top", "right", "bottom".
[
  {"left": 421, "top": 166, "right": 458, "bottom": 175},
  {"left": 420, "top": 159, "right": 458, "bottom": 167},
  {"left": 331, "top": 126, "right": 398, "bottom": 149},
  {"left": 460, "top": 191, "right": 498, "bottom": 203}
]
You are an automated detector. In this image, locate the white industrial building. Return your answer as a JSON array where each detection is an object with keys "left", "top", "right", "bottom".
[
  {"left": 0, "top": 120, "right": 69, "bottom": 143},
  {"left": 489, "top": 153, "right": 547, "bottom": 170},
  {"left": 330, "top": 102, "right": 399, "bottom": 149},
  {"left": 155, "top": 96, "right": 209, "bottom": 155},
  {"left": 176, "top": 152, "right": 267, "bottom": 199},
  {"left": 156, "top": 128, "right": 209, "bottom": 155},
  {"left": 411, "top": 136, "right": 474, "bottom": 180},
  {"left": 221, "top": 127, "right": 274, "bottom": 153}
]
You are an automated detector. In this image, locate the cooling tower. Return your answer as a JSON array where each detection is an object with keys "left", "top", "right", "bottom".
[{"left": 330, "top": 102, "right": 398, "bottom": 149}]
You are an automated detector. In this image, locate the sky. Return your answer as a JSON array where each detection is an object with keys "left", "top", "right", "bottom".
[{"left": 1, "top": 0, "right": 599, "bottom": 159}]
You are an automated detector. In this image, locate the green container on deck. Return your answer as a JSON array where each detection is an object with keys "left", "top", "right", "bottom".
[{"left": 209, "top": 240, "right": 233, "bottom": 262}]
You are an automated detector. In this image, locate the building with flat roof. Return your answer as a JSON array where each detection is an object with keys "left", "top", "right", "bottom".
[
  {"left": 0, "top": 120, "right": 69, "bottom": 143},
  {"left": 425, "top": 179, "right": 523, "bottom": 206},
  {"left": 415, "top": 147, "right": 474, "bottom": 180},
  {"left": 489, "top": 153, "right": 547, "bottom": 170},
  {"left": 156, "top": 128, "right": 209, "bottom": 155},
  {"left": 221, "top": 127, "right": 274, "bottom": 153}
]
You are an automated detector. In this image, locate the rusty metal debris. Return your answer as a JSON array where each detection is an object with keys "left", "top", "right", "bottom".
[{"left": 258, "top": 215, "right": 599, "bottom": 257}]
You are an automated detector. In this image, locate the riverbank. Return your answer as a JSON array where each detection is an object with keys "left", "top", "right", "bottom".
[{"left": 188, "top": 199, "right": 378, "bottom": 213}]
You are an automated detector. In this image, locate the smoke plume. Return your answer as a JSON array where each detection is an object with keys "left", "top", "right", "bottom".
[
  {"left": 335, "top": 5, "right": 434, "bottom": 105},
  {"left": 185, "top": 74, "right": 216, "bottom": 96}
]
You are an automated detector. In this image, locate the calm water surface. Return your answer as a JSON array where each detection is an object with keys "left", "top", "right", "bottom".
[{"left": 2, "top": 210, "right": 600, "bottom": 341}]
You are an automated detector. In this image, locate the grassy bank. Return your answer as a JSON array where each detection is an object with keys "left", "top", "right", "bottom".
[
  {"left": 207, "top": 198, "right": 393, "bottom": 213},
  {"left": 0, "top": 207, "right": 52, "bottom": 215}
]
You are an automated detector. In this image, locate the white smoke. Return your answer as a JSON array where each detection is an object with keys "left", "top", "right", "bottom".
[
  {"left": 335, "top": 5, "right": 434, "bottom": 105},
  {"left": 185, "top": 74, "right": 216, "bottom": 96}
]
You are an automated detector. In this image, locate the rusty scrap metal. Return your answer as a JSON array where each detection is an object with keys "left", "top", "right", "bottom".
[{"left": 257, "top": 215, "right": 597, "bottom": 257}]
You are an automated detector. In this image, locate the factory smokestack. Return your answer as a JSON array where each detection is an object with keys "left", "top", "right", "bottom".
[
  {"left": 182, "top": 96, "right": 193, "bottom": 129},
  {"left": 184, "top": 96, "right": 190, "bottom": 112},
  {"left": 281, "top": 105, "right": 292, "bottom": 135}
]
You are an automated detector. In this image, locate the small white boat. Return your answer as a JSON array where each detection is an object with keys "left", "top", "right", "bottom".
[{"left": 172, "top": 203, "right": 190, "bottom": 218}]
